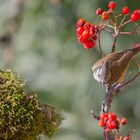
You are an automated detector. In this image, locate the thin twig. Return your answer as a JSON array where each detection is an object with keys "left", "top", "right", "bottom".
[
  {"left": 90, "top": 110, "right": 100, "bottom": 120},
  {"left": 105, "top": 130, "right": 109, "bottom": 140},
  {"left": 111, "top": 28, "right": 119, "bottom": 53},
  {"left": 101, "top": 28, "right": 113, "bottom": 33},
  {"left": 120, "top": 31, "right": 140, "bottom": 35},
  {"left": 115, "top": 72, "right": 140, "bottom": 93},
  {"left": 97, "top": 30, "right": 104, "bottom": 57},
  {"left": 106, "top": 25, "right": 114, "bottom": 29},
  {"left": 115, "top": 13, "right": 122, "bottom": 18},
  {"left": 120, "top": 15, "right": 127, "bottom": 25}
]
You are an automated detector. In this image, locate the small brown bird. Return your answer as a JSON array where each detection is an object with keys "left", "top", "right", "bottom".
[{"left": 92, "top": 46, "right": 140, "bottom": 90}]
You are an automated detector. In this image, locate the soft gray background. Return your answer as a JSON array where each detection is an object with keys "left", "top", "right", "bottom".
[{"left": 0, "top": 0, "right": 140, "bottom": 139}]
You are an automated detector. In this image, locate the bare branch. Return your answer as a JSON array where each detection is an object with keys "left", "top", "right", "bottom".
[
  {"left": 120, "top": 31, "right": 140, "bottom": 35},
  {"left": 119, "top": 19, "right": 131, "bottom": 28},
  {"left": 97, "top": 30, "right": 104, "bottom": 57},
  {"left": 115, "top": 72, "right": 140, "bottom": 93},
  {"left": 111, "top": 28, "right": 119, "bottom": 53}
]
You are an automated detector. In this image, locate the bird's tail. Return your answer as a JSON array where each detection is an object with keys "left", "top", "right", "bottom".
[{"left": 126, "top": 44, "right": 140, "bottom": 58}]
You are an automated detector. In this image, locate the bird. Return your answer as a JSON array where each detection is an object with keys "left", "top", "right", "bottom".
[{"left": 92, "top": 45, "right": 140, "bottom": 91}]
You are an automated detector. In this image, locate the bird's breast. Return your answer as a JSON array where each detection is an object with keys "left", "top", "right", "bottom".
[{"left": 93, "top": 66, "right": 112, "bottom": 85}]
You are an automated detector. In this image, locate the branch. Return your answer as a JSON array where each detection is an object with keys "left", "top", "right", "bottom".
[
  {"left": 90, "top": 110, "right": 100, "bottom": 120},
  {"left": 105, "top": 130, "right": 109, "bottom": 140},
  {"left": 97, "top": 30, "right": 104, "bottom": 57},
  {"left": 104, "top": 130, "right": 114, "bottom": 140},
  {"left": 119, "top": 19, "right": 131, "bottom": 28},
  {"left": 115, "top": 71, "right": 140, "bottom": 93},
  {"left": 120, "top": 15, "right": 126, "bottom": 25},
  {"left": 106, "top": 25, "right": 114, "bottom": 29},
  {"left": 101, "top": 28, "right": 113, "bottom": 34},
  {"left": 115, "top": 14, "right": 123, "bottom": 19},
  {"left": 111, "top": 28, "right": 119, "bottom": 53},
  {"left": 101, "top": 71, "right": 140, "bottom": 114},
  {"left": 101, "top": 85, "right": 119, "bottom": 114},
  {"left": 120, "top": 31, "right": 140, "bottom": 35}
]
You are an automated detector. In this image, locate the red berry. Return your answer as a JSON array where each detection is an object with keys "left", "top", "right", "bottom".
[
  {"left": 96, "top": 8, "right": 103, "bottom": 15},
  {"left": 122, "top": 6, "right": 129, "bottom": 15},
  {"left": 133, "top": 9, "right": 140, "bottom": 18},
  {"left": 78, "top": 36, "right": 87, "bottom": 43},
  {"left": 116, "top": 137, "right": 123, "bottom": 140},
  {"left": 90, "top": 25, "right": 96, "bottom": 34},
  {"left": 121, "top": 118, "right": 127, "bottom": 125},
  {"left": 108, "top": 1, "right": 116, "bottom": 10},
  {"left": 99, "top": 119, "right": 106, "bottom": 127},
  {"left": 123, "top": 136, "right": 131, "bottom": 140},
  {"left": 92, "top": 35, "right": 97, "bottom": 40},
  {"left": 77, "top": 18, "right": 86, "bottom": 27},
  {"left": 106, "top": 120, "right": 116, "bottom": 129},
  {"left": 101, "top": 113, "right": 108, "bottom": 119},
  {"left": 82, "top": 30, "right": 91, "bottom": 39},
  {"left": 134, "top": 43, "right": 140, "bottom": 48},
  {"left": 77, "top": 27, "right": 84, "bottom": 35},
  {"left": 102, "top": 11, "right": 110, "bottom": 20},
  {"left": 108, "top": 112, "right": 117, "bottom": 121},
  {"left": 84, "top": 22, "right": 91, "bottom": 29},
  {"left": 131, "top": 13, "right": 139, "bottom": 22},
  {"left": 84, "top": 40, "right": 95, "bottom": 49}
]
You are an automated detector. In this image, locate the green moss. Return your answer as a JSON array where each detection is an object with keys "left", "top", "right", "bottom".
[{"left": 0, "top": 69, "right": 63, "bottom": 140}]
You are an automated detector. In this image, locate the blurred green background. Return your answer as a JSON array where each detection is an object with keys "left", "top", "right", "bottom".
[{"left": 0, "top": 0, "right": 140, "bottom": 139}]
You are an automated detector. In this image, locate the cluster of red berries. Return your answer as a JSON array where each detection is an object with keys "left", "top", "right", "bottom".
[
  {"left": 116, "top": 136, "right": 131, "bottom": 140},
  {"left": 76, "top": 19, "right": 97, "bottom": 49},
  {"left": 96, "top": 1, "right": 116, "bottom": 20},
  {"left": 99, "top": 112, "right": 127, "bottom": 130},
  {"left": 130, "top": 9, "right": 140, "bottom": 22},
  {"left": 122, "top": 6, "right": 140, "bottom": 22},
  {"left": 96, "top": 1, "right": 140, "bottom": 22}
]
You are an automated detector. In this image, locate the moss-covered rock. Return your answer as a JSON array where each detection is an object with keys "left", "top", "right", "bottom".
[{"left": 0, "top": 69, "right": 63, "bottom": 140}]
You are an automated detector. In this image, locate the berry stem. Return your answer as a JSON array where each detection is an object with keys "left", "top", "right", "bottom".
[
  {"left": 97, "top": 30, "right": 104, "bottom": 57},
  {"left": 111, "top": 27, "right": 119, "bottom": 53},
  {"left": 105, "top": 130, "right": 109, "bottom": 140},
  {"left": 101, "top": 28, "right": 113, "bottom": 33},
  {"left": 120, "top": 31, "right": 140, "bottom": 35},
  {"left": 90, "top": 110, "right": 100, "bottom": 120},
  {"left": 120, "top": 15, "right": 127, "bottom": 25},
  {"left": 109, "top": 19, "right": 116, "bottom": 26},
  {"left": 104, "top": 130, "right": 114, "bottom": 140},
  {"left": 106, "top": 25, "right": 114, "bottom": 29},
  {"left": 119, "top": 19, "right": 131, "bottom": 28},
  {"left": 115, "top": 13, "right": 122, "bottom": 18}
]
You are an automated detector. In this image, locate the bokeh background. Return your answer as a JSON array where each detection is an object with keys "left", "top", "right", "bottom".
[{"left": 0, "top": 0, "right": 140, "bottom": 139}]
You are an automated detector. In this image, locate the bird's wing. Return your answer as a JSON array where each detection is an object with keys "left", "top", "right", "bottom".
[
  {"left": 108, "top": 52, "right": 132, "bottom": 84},
  {"left": 92, "top": 52, "right": 124, "bottom": 72},
  {"left": 111, "top": 52, "right": 131, "bottom": 67}
]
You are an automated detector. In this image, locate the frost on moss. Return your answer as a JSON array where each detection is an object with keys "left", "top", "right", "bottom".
[{"left": 0, "top": 69, "right": 63, "bottom": 140}]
